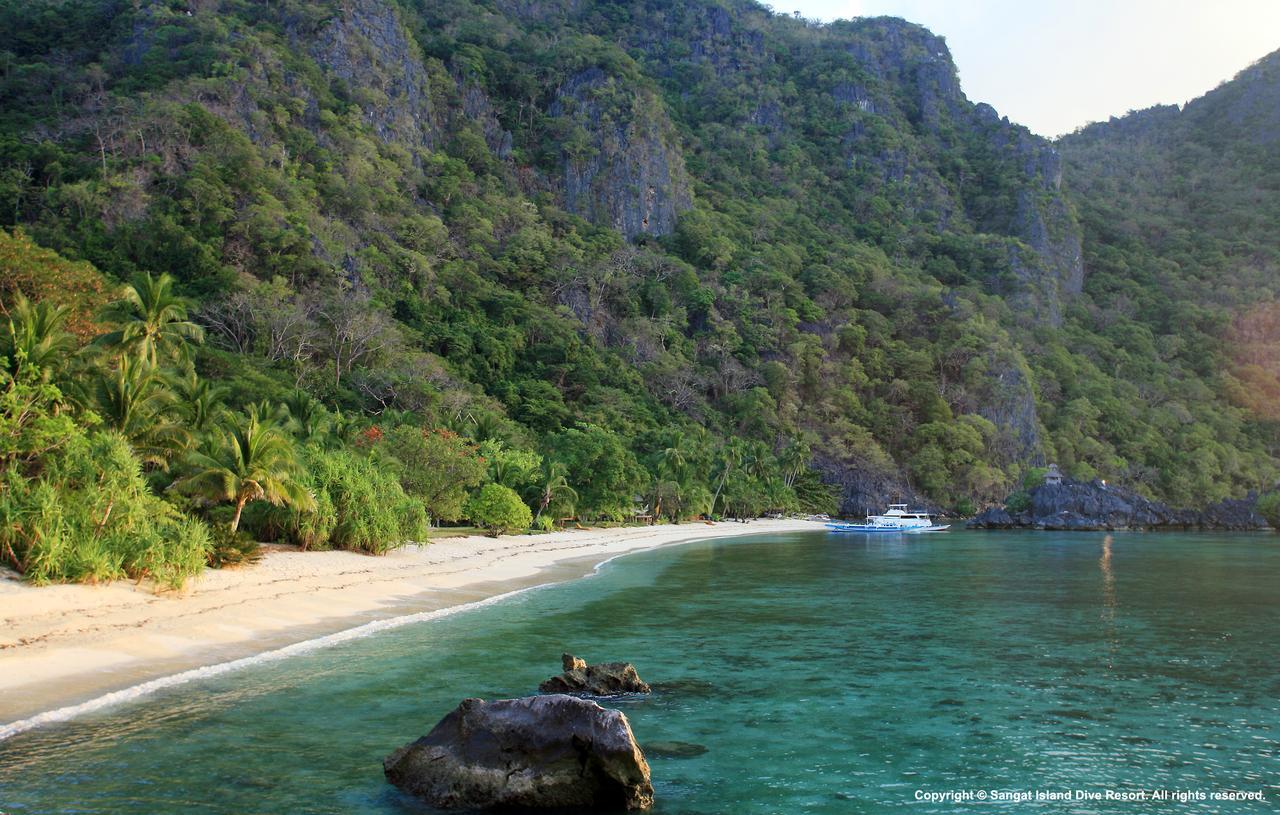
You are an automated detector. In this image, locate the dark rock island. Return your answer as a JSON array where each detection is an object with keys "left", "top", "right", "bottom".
[
  {"left": 970, "top": 466, "right": 1273, "bottom": 531},
  {"left": 384, "top": 695, "right": 653, "bottom": 811}
]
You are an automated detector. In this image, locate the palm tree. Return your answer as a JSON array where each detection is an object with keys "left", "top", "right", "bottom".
[
  {"left": 172, "top": 369, "right": 226, "bottom": 433},
  {"left": 324, "top": 410, "right": 359, "bottom": 448},
  {"left": 534, "top": 460, "right": 578, "bottom": 522},
  {"left": 1, "top": 295, "right": 76, "bottom": 382},
  {"left": 98, "top": 272, "right": 204, "bottom": 365},
  {"left": 656, "top": 432, "right": 689, "bottom": 483},
  {"left": 710, "top": 439, "right": 746, "bottom": 518},
  {"left": 779, "top": 439, "right": 811, "bottom": 488},
  {"left": 283, "top": 389, "right": 327, "bottom": 441},
  {"left": 649, "top": 477, "right": 682, "bottom": 524},
  {"left": 649, "top": 434, "right": 689, "bottom": 524},
  {"left": 84, "top": 355, "right": 189, "bottom": 467},
  {"left": 248, "top": 399, "right": 290, "bottom": 429},
  {"left": 175, "top": 406, "right": 315, "bottom": 532}
]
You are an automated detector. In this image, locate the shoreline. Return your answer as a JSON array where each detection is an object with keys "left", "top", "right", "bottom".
[{"left": 0, "top": 519, "right": 815, "bottom": 734}]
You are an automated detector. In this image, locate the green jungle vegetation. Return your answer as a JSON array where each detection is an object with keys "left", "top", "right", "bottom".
[{"left": 1, "top": 0, "right": 1278, "bottom": 586}]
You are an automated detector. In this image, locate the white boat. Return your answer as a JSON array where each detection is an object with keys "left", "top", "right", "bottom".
[{"left": 825, "top": 504, "right": 949, "bottom": 533}]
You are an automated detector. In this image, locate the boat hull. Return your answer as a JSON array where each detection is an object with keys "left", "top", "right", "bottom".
[{"left": 825, "top": 523, "right": 950, "bottom": 533}]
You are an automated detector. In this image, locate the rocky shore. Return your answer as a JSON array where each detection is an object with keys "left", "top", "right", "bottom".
[{"left": 969, "top": 479, "right": 1273, "bottom": 531}]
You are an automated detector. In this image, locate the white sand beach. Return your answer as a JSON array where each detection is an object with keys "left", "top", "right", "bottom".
[{"left": 0, "top": 519, "right": 815, "bottom": 728}]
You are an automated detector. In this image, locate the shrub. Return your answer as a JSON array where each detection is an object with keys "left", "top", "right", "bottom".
[
  {"left": 1257, "top": 492, "right": 1280, "bottom": 528},
  {"left": 465, "top": 483, "right": 532, "bottom": 536},
  {"left": 1021, "top": 467, "right": 1049, "bottom": 490},
  {"left": 206, "top": 524, "right": 262, "bottom": 569},
  {"left": 306, "top": 447, "right": 428, "bottom": 554},
  {"left": 1005, "top": 490, "right": 1031, "bottom": 513},
  {"left": 243, "top": 477, "right": 337, "bottom": 551},
  {"left": 0, "top": 430, "right": 212, "bottom": 589}
]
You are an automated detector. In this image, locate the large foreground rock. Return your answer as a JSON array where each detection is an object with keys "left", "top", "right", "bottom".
[
  {"left": 384, "top": 695, "right": 653, "bottom": 810},
  {"left": 540, "top": 653, "right": 652, "bottom": 696}
]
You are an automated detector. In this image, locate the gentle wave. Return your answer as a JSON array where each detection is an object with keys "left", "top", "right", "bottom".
[
  {"left": 0, "top": 578, "right": 563, "bottom": 742},
  {"left": 0, "top": 532, "right": 722, "bottom": 742}
]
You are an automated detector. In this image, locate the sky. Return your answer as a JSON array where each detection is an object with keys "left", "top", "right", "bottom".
[{"left": 784, "top": 0, "right": 1280, "bottom": 137}]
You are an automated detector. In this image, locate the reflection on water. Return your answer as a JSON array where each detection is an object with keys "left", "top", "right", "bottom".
[
  {"left": 1, "top": 530, "right": 1278, "bottom": 814},
  {"left": 1099, "top": 533, "right": 1118, "bottom": 671}
]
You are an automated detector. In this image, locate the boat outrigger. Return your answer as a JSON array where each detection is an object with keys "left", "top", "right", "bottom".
[{"left": 825, "top": 504, "right": 949, "bottom": 533}]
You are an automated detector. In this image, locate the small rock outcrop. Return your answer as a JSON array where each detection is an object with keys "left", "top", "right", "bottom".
[
  {"left": 539, "top": 653, "right": 652, "bottom": 696},
  {"left": 384, "top": 695, "right": 653, "bottom": 811},
  {"left": 970, "top": 479, "right": 1273, "bottom": 531}
]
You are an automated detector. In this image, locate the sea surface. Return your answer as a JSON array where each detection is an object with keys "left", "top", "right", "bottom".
[{"left": 1, "top": 530, "right": 1277, "bottom": 813}]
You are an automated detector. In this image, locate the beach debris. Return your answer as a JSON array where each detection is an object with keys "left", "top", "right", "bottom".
[
  {"left": 539, "top": 653, "right": 652, "bottom": 696},
  {"left": 383, "top": 694, "right": 653, "bottom": 810}
]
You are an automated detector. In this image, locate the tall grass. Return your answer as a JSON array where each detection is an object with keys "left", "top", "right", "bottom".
[
  {"left": 0, "top": 430, "right": 211, "bottom": 589},
  {"left": 241, "top": 446, "right": 427, "bottom": 554}
]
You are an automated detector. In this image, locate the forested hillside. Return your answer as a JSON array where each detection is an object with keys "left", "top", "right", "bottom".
[{"left": 1, "top": 0, "right": 1278, "bottom": 583}]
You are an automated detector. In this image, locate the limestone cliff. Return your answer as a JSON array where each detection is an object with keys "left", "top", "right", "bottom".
[
  {"left": 311, "top": 0, "right": 442, "bottom": 153},
  {"left": 550, "top": 68, "right": 692, "bottom": 238}
]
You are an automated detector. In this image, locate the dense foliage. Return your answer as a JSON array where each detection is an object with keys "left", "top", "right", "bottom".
[
  {"left": 465, "top": 483, "right": 534, "bottom": 536},
  {"left": 0, "top": 0, "right": 1277, "bottom": 588}
]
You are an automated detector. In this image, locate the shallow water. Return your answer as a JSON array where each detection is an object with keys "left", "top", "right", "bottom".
[{"left": 1, "top": 530, "right": 1277, "bottom": 813}]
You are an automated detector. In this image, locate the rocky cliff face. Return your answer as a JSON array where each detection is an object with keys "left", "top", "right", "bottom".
[
  {"left": 831, "top": 18, "right": 1083, "bottom": 325},
  {"left": 311, "top": 0, "right": 441, "bottom": 153},
  {"left": 999, "top": 137, "right": 1083, "bottom": 326},
  {"left": 811, "top": 450, "right": 938, "bottom": 518},
  {"left": 971, "top": 347, "right": 1045, "bottom": 466},
  {"left": 550, "top": 68, "right": 692, "bottom": 238}
]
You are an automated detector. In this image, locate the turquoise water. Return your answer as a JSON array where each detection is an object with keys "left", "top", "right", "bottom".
[{"left": 1, "top": 530, "right": 1277, "bottom": 813}]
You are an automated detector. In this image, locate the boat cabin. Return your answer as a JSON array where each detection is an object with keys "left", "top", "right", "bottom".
[{"left": 877, "top": 505, "right": 933, "bottom": 520}]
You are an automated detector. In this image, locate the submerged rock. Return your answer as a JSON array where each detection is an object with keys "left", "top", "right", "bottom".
[
  {"left": 539, "top": 653, "right": 652, "bottom": 696},
  {"left": 642, "top": 740, "right": 708, "bottom": 759},
  {"left": 384, "top": 695, "right": 653, "bottom": 810}
]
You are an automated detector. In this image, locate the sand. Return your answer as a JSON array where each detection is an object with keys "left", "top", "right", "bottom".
[{"left": 0, "top": 519, "right": 816, "bottom": 729}]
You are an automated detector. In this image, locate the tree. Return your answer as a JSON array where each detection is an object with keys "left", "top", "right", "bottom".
[
  {"left": 710, "top": 439, "right": 746, "bottom": 517},
  {"left": 175, "top": 404, "right": 314, "bottom": 532},
  {"left": 84, "top": 355, "right": 188, "bottom": 468},
  {"left": 480, "top": 439, "right": 542, "bottom": 496},
  {"left": 283, "top": 388, "right": 327, "bottom": 441},
  {"left": 0, "top": 362, "right": 77, "bottom": 467},
  {"left": 0, "top": 228, "right": 110, "bottom": 340},
  {"left": 97, "top": 272, "right": 204, "bottom": 365},
  {"left": 172, "top": 369, "right": 225, "bottom": 433},
  {"left": 1, "top": 295, "right": 77, "bottom": 383},
  {"left": 779, "top": 438, "right": 811, "bottom": 488},
  {"left": 315, "top": 292, "right": 400, "bottom": 388},
  {"left": 381, "top": 427, "right": 485, "bottom": 522},
  {"left": 533, "top": 459, "right": 578, "bottom": 522},
  {"left": 648, "top": 432, "right": 690, "bottom": 523},
  {"left": 546, "top": 424, "right": 643, "bottom": 521},
  {"left": 1257, "top": 492, "right": 1280, "bottom": 528},
  {"left": 465, "top": 483, "right": 532, "bottom": 536}
]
